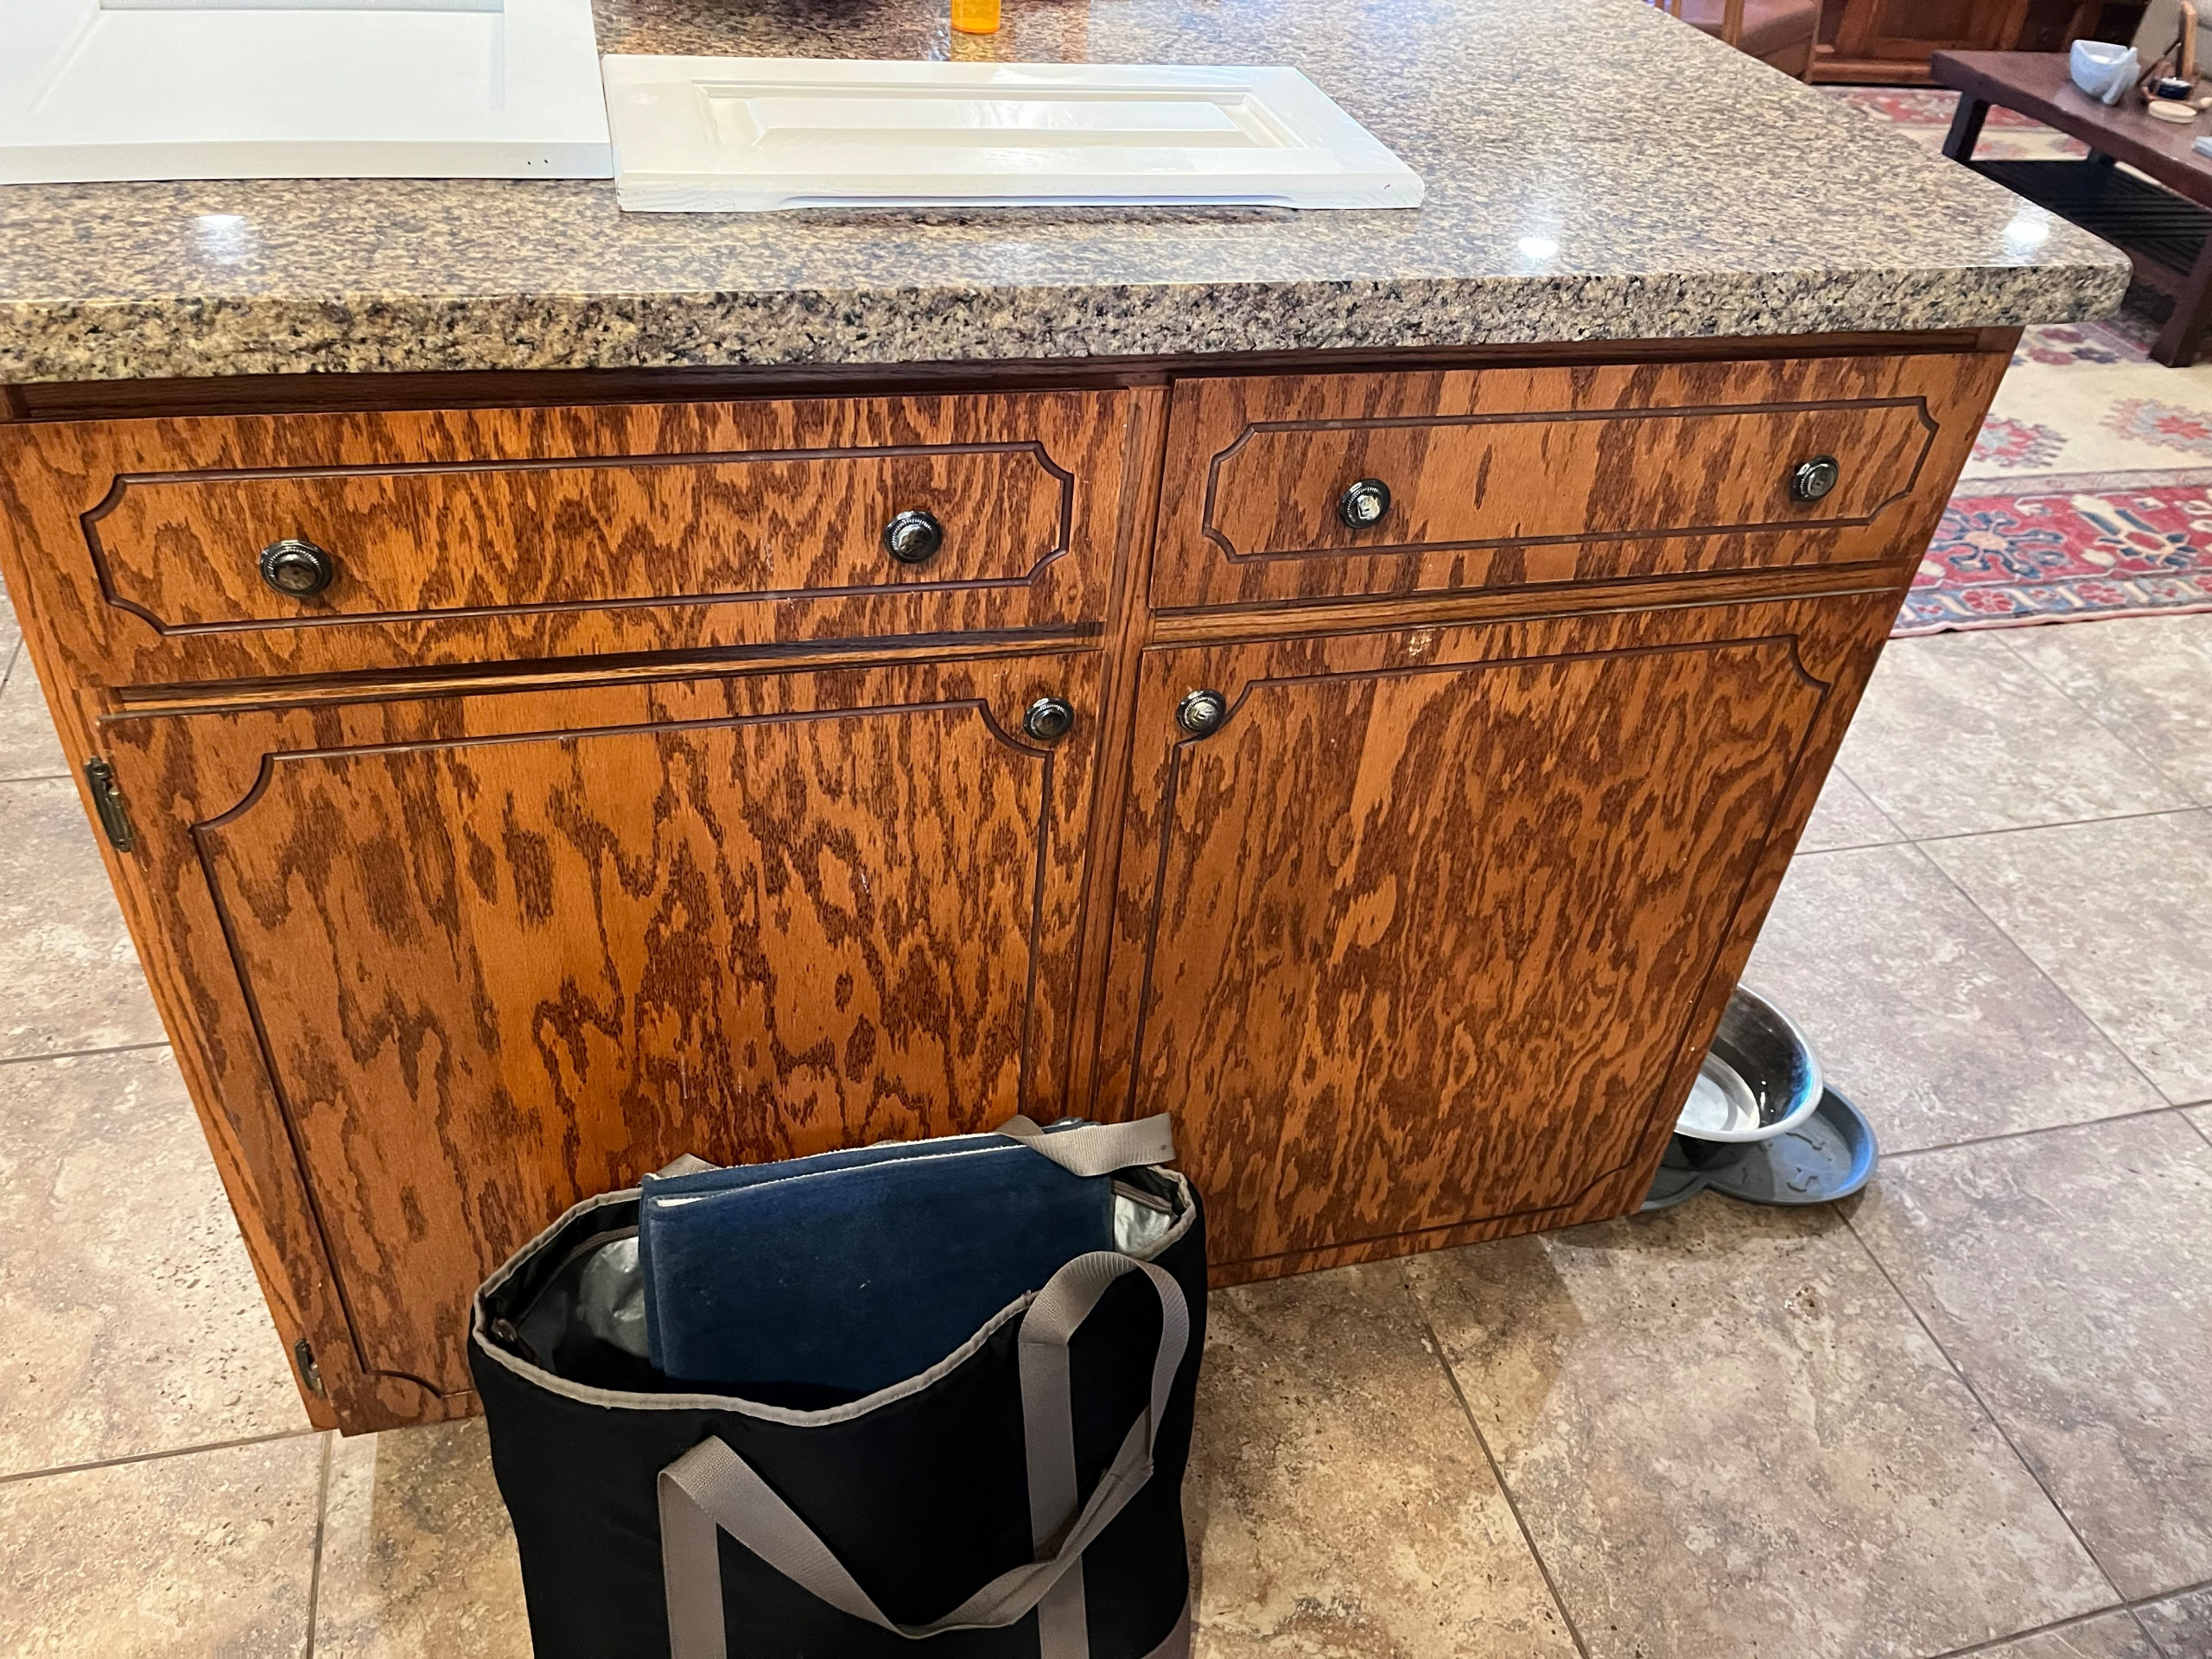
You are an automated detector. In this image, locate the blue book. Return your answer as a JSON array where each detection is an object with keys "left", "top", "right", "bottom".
[{"left": 638, "top": 1132, "right": 1117, "bottom": 1399}]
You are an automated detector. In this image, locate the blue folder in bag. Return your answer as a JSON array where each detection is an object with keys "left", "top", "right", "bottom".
[{"left": 636, "top": 1126, "right": 1127, "bottom": 1399}]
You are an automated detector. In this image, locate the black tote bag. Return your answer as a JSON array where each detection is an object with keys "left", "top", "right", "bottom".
[{"left": 469, "top": 1116, "right": 1205, "bottom": 1659}]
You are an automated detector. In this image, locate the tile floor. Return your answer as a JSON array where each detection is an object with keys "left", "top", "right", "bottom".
[{"left": 0, "top": 643, "right": 2209, "bottom": 1655}]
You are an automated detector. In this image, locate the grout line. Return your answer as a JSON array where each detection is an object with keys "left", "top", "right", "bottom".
[
  {"left": 1883, "top": 1100, "right": 2211, "bottom": 1163},
  {"left": 1907, "top": 802, "right": 2212, "bottom": 849},
  {"left": 1840, "top": 1214, "right": 2126, "bottom": 1605},
  {"left": 2130, "top": 1604, "right": 2172, "bottom": 1659},
  {"left": 2183, "top": 1109, "right": 2212, "bottom": 1152},
  {"left": 302, "top": 1432, "right": 334, "bottom": 1659},
  {"left": 1991, "top": 626, "right": 2212, "bottom": 811},
  {"left": 1829, "top": 759, "right": 1908, "bottom": 844},
  {"left": 1920, "top": 1599, "right": 2133, "bottom": 1659},
  {"left": 0, "top": 1039, "right": 171, "bottom": 1070},
  {"left": 0, "top": 1427, "right": 325, "bottom": 1489},
  {"left": 1897, "top": 839, "right": 2190, "bottom": 1111},
  {"left": 0, "top": 775, "right": 75, "bottom": 785},
  {"left": 2131, "top": 1571, "right": 2212, "bottom": 1610},
  {"left": 1405, "top": 1273, "right": 1593, "bottom": 1659}
]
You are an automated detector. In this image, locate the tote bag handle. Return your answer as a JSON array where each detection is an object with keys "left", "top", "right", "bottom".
[{"left": 658, "top": 1249, "right": 1190, "bottom": 1659}]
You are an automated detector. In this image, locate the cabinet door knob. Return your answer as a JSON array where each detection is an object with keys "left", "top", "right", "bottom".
[
  {"left": 1177, "top": 689, "right": 1229, "bottom": 736},
  {"left": 882, "top": 509, "right": 945, "bottom": 564},
  {"left": 1337, "top": 478, "right": 1393, "bottom": 530},
  {"left": 258, "top": 537, "right": 335, "bottom": 598},
  {"left": 1023, "top": 696, "right": 1075, "bottom": 743},
  {"left": 1789, "top": 455, "right": 1841, "bottom": 503}
]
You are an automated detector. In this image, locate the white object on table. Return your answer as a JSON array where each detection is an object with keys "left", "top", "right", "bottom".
[
  {"left": 600, "top": 56, "right": 1425, "bottom": 212},
  {"left": 2070, "top": 39, "right": 2140, "bottom": 105},
  {"left": 0, "top": 0, "right": 611, "bottom": 184}
]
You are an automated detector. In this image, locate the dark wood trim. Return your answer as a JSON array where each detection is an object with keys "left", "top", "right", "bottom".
[{"left": 3, "top": 328, "right": 2024, "bottom": 423}]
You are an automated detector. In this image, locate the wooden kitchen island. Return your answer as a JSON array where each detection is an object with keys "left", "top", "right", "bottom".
[{"left": 0, "top": 0, "right": 2127, "bottom": 1434}]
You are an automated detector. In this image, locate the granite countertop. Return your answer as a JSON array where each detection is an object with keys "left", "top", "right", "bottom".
[{"left": 0, "top": 0, "right": 2130, "bottom": 383}]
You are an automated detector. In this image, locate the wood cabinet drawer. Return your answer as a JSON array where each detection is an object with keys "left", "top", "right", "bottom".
[
  {"left": 1152, "top": 353, "right": 2004, "bottom": 611},
  {"left": 1, "top": 391, "right": 1133, "bottom": 685}
]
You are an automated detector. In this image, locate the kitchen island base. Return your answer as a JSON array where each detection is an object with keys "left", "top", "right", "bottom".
[{"left": 0, "top": 333, "right": 2010, "bottom": 1432}]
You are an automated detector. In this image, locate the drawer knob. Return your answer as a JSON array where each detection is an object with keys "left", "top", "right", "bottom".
[
  {"left": 1338, "top": 478, "right": 1393, "bottom": 531},
  {"left": 258, "top": 537, "right": 335, "bottom": 599},
  {"left": 1177, "top": 689, "right": 1229, "bottom": 737},
  {"left": 1023, "top": 696, "right": 1075, "bottom": 744},
  {"left": 1789, "top": 455, "right": 1841, "bottom": 503},
  {"left": 882, "top": 509, "right": 945, "bottom": 564}
]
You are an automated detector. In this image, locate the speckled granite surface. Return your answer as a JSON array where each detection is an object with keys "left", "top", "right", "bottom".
[{"left": 0, "top": 0, "right": 2130, "bottom": 383}]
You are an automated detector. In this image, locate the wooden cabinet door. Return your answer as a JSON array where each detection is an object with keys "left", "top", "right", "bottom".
[
  {"left": 99, "top": 650, "right": 1102, "bottom": 1428},
  {"left": 1096, "top": 596, "right": 1889, "bottom": 1277}
]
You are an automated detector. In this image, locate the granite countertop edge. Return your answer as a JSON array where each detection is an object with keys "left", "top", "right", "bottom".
[{"left": 0, "top": 260, "right": 2133, "bottom": 385}]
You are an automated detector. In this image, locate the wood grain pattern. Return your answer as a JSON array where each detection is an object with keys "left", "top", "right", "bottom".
[
  {"left": 0, "top": 392, "right": 1131, "bottom": 685},
  {"left": 1152, "top": 353, "right": 2005, "bottom": 611},
  {"left": 1093, "top": 595, "right": 1891, "bottom": 1271},
  {"left": 96, "top": 652, "right": 1102, "bottom": 1419},
  {"left": 0, "top": 340, "right": 2011, "bottom": 1431},
  {"left": 87, "top": 445, "right": 1071, "bottom": 631}
]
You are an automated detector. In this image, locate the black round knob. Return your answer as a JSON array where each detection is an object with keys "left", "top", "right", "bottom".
[
  {"left": 1337, "top": 478, "right": 1393, "bottom": 531},
  {"left": 882, "top": 509, "right": 945, "bottom": 564},
  {"left": 1023, "top": 696, "right": 1074, "bottom": 744},
  {"left": 1789, "top": 455, "right": 1841, "bottom": 503},
  {"left": 1177, "top": 689, "right": 1229, "bottom": 736},
  {"left": 258, "top": 537, "right": 334, "bottom": 598}
]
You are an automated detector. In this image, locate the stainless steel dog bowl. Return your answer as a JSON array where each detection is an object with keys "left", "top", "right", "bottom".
[{"left": 1675, "top": 985, "right": 1824, "bottom": 1144}]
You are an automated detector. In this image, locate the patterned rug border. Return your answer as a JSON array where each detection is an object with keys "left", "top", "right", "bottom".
[
  {"left": 1898, "top": 471, "right": 2212, "bottom": 637},
  {"left": 1950, "top": 466, "right": 2212, "bottom": 493},
  {"left": 1893, "top": 593, "right": 2212, "bottom": 636}
]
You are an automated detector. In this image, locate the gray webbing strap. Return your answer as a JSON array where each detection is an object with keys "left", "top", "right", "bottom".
[
  {"left": 659, "top": 1252, "right": 1190, "bottom": 1659},
  {"left": 995, "top": 1115, "right": 1175, "bottom": 1179}
]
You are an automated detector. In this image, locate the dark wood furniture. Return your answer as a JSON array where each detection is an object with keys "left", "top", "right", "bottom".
[
  {"left": 1935, "top": 49, "right": 2212, "bottom": 365},
  {"left": 0, "top": 335, "right": 2011, "bottom": 1432},
  {"left": 1663, "top": 0, "right": 1826, "bottom": 80},
  {"left": 1814, "top": 0, "right": 2143, "bottom": 83}
]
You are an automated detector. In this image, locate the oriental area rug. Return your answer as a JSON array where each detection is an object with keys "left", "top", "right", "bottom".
[{"left": 1824, "top": 86, "right": 2212, "bottom": 635}]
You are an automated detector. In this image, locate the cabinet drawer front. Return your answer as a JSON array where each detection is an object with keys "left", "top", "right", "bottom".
[
  {"left": 5, "top": 391, "right": 1129, "bottom": 684},
  {"left": 94, "top": 446, "right": 1068, "bottom": 626},
  {"left": 1154, "top": 353, "right": 2004, "bottom": 610}
]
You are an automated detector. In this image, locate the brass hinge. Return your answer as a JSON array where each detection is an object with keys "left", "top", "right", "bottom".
[
  {"left": 293, "top": 1338, "right": 326, "bottom": 1397},
  {"left": 83, "top": 758, "right": 136, "bottom": 853}
]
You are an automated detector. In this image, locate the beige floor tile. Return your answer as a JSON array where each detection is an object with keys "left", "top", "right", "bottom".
[
  {"left": 1797, "top": 766, "right": 1904, "bottom": 854},
  {"left": 1924, "top": 811, "right": 2212, "bottom": 1106},
  {"left": 2135, "top": 1584, "right": 2212, "bottom": 1657},
  {"left": 1407, "top": 1202, "right": 2110, "bottom": 1659},
  {"left": 1188, "top": 1264, "right": 1575, "bottom": 1659},
  {"left": 2003, "top": 615, "right": 2212, "bottom": 808},
  {"left": 0, "top": 646, "right": 69, "bottom": 783},
  {"left": 1837, "top": 633, "right": 2186, "bottom": 838},
  {"left": 0, "top": 585, "right": 22, "bottom": 659},
  {"left": 1743, "top": 845, "right": 2166, "bottom": 1153},
  {"left": 1852, "top": 1114, "right": 2212, "bottom": 1600},
  {"left": 1979, "top": 1609, "right": 2162, "bottom": 1659},
  {"left": 312, "top": 1419, "right": 531, "bottom": 1659},
  {"left": 0, "top": 778, "right": 164, "bottom": 1058},
  {"left": 0, "top": 1434, "right": 323, "bottom": 1657},
  {"left": 0, "top": 1047, "right": 306, "bottom": 1480},
  {"left": 2190, "top": 1107, "right": 2212, "bottom": 1145}
]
